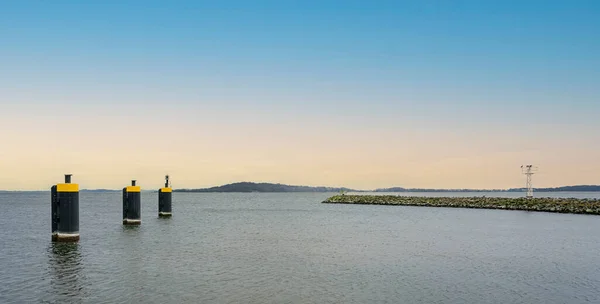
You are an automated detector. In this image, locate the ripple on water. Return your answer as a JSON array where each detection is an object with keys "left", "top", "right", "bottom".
[{"left": 0, "top": 192, "right": 599, "bottom": 303}]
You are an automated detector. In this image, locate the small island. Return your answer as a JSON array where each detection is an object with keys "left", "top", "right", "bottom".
[{"left": 323, "top": 195, "right": 600, "bottom": 215}]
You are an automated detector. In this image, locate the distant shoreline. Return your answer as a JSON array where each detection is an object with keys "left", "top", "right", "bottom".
[
  {"left": 174, "top": 182, "right": 600, "bottom": 193},
  {"left": 174, "top": 189, "right": 600, "bottom": 193},
  {"left": 2, "top": 182, "right": 600, "bottom": 193}
]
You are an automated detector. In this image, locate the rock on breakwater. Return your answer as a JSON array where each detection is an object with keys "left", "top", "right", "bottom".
[{"left": 323, "top": 195, "right": 600, "bottom": 215}]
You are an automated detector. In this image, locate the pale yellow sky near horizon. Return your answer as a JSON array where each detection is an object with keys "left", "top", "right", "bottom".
[
  {"left": 2, "top": 0, "right": 600, "bottom": 191},
  {"left": 1, "top": 103, "right": 599, "bottom": 191}
]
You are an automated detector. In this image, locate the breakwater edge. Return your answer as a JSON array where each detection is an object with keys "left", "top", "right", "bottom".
[{"left": 323, "top": 195, "right": 600, "bottom": 215}]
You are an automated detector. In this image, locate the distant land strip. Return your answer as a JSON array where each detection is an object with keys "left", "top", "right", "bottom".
[
  {"left": 2, "top": 183, "right": 600, "bottom": 193},
  {"left": 173, "top": 182, "right": 600, "bottom": 193},
  {"left": 323, "top": 195, "right": 600, "bottom": 215}
]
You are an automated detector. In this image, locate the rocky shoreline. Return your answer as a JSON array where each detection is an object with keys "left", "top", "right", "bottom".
[{"left": 323, "top": 195, "right": 600, "bottom": 215}]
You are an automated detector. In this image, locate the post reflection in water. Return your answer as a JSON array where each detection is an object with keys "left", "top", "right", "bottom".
[
  {"left": 121, "top": 225, "right": 144, "bottom": 274},
  {"left": 47, "top": 242, "right": 86, "bottom": 303}
]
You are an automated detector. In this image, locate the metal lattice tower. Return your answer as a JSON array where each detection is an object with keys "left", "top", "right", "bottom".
[{"left": 521, "top": 165, "right": 537, "bottom": 198}]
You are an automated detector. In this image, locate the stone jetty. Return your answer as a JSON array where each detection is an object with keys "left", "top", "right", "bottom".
[{"left": 323, "top": 195, "right": 600, "bottom": 215}]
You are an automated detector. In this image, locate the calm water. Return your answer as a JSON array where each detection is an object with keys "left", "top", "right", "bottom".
[{"left": 0, "top": 191, "right": 599, "bottom": 303}]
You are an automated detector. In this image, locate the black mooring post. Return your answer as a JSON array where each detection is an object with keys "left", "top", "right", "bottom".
[
  {"left": 51, "top": 174, "right": 79, "bottom": 242},
  {"left": 122, "top": 187, "right": 128, "bottom": 220},
  {"left": 158, "top": 175, "right": 172, "bottom": 218},
  {"left": 123, "top": 180, "right": 141, "bottom": 225}
]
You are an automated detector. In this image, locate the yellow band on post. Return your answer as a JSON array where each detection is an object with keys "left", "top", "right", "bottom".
[
  {"left": 126, "top": 186, "right": 141, "bottom": 192},
  {"left": 160, "top": 187, "right": 172, "bottom": 193},
  {"left": 57, "top": 183, "right": 79, "bottom": 192}
]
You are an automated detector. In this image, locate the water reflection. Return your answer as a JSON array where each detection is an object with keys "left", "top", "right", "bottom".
[
  {"left": 47, "top": 242, "right": 85, "bottom": 303},
  {"left": 121, "top": 225, "right": 144, "bottom": 276}
]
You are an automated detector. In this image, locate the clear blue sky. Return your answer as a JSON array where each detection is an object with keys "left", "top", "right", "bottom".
[{"left": 1, "top": 1, "right": 599, "bottom": 189}]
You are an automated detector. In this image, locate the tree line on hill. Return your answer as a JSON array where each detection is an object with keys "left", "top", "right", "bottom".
[
  {"left": 174, "top": 182, "right": 600, "bottom": 193},
  {"left": 1, "top": 183, "right": 599, "bottom": 192}
]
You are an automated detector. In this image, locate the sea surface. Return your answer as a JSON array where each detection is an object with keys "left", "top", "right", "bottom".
[{"left": 0, "top": 191, "right": 599, "bottom": 303}]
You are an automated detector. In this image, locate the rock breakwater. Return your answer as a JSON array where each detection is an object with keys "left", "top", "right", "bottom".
[{"left": 323, "top": 195, "right": 600, "bottom": 215}]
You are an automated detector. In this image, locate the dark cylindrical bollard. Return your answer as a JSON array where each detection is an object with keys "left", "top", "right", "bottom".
[
  {"left": 123, "top": 180, "right": 141, "bottom": 225},
  {"left": 51, "top": 174, "right": 79, "bottom": 242},
  {"left": 158, "top": 175, "right": 172, "bottom": 217}
]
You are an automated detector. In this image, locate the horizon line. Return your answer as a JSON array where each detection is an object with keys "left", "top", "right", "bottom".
[{"left": 1, "top": 182, "right": 599, "bottom": 192}]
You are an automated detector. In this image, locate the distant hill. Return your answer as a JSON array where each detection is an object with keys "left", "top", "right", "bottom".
[
  {"left": 375, "top": 185, "right": 600, "bottom": 192},
  {"left": 1, "top": 184, "right": 600, "bottom": 193},
  {"left": 508, "top": 185, "right": 600, "bottom": 192},
  {"left": 374, "top": 187, "right": 506, "bottom": 192},
  {"left": 178, "top": 183, "right": 600, "bottom": 193},
  {"left": 176, "top": 182, "right": 355, "bottom": 193}
]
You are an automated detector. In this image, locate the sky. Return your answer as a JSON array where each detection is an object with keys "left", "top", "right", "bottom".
[{"left": 1, "top": 0, "right": 599, "bottom": 190}]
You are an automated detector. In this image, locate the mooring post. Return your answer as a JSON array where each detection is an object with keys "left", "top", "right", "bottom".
[
  {"left": 123, "top": 180, "right": 141, "bottom": 225},
  {"left": 158, "top": 175, "right": 172, "bottom": 218},
  {"left": 51, "top": 174, "right": 79, "bottom": 242}
]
